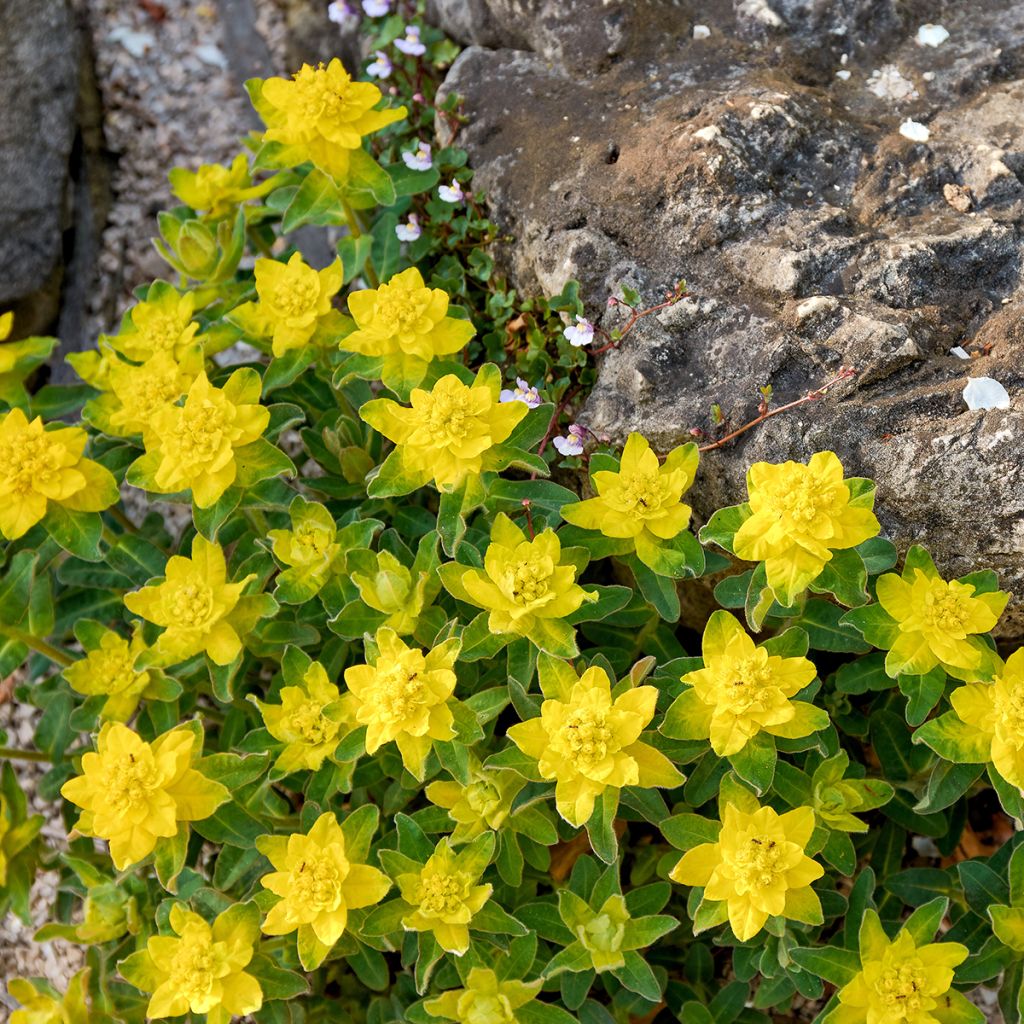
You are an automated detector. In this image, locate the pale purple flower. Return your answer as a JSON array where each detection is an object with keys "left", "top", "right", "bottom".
[
  {"left": 366, "top": 50, "right": 392, "bottom": 79},
  {"left": 361, "top": 0, "right": 389, "bottom": 16},
  {"left": 499, "top": 378, "right": 542, "bottom": 409},
  {"left": 402, "top": 141, "right": 432, "bottom": 171},
  {"left": 394, "top": 24, "right": 427, "bottom": 56},
  {"left": 563, "top": 315, "right": 595, "bottom": 347},
  {"left": 395, "top": 214, "right": 421, "bottom": 242},
  {"left": 328, "top": 0, "right": 355, "bottom": 23},
  {"left": 553, "top": 424, "right": 586, "bottom": 457},
  {"left": 438, "top": 179, "right": 465, "bottom": 203}
]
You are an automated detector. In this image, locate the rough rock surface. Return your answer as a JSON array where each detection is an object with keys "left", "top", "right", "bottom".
[
  {"left": 0, "top": 0, "right": 80, "bottom": 336},
  {"left": 433, "top": 0, "right": 1024, "bottom": 632}
]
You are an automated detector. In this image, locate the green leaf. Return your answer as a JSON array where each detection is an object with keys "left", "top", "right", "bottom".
[
  {"left": 42, "top": 507, "right": 103, "bottom": 561},
  {"left": 958, "top": 860, "right": 1010, "bottom": 919},
  {"left": 629, "top": 555, "right": 680, "bottom": 622},
  {"left": 613, "top": 950, "right": 662, "bottom": 1001},
  {"left": 282, "top": 168, "right": 342, "bottom": 232},
  {"left": 728, "top": 733, "right": 776, "bottom": 796},
  {"left": 899, "top": 666, "right": 946, "bottom": 727},
  {"left": 810, "top": 547, "right": 868, "bottom": 607},
  {"left": 337, "top": 233, "right": 373, "bottom": 285},
  {"left": 385, "top": 162, "right": 441, "bottom": 197},
  {"left": 795, "top": 600, "right": 871, "bottom": 653},
  {"left": 661, "top": 813, "right": 720, "bottom": 851},
  {"left": 634, "top": 529, "right": 705, "bottom": 580},
  {"left": 699, "top": 504, "right": 748, "bottom": 554},
  {"left": 789, "top": 946, "right": 862, "bottom": 986},
  {"left": 902, "top": 897, "right": 949, "bottom": 946},
  {"left": 585, "top": 788, "right": 619, "bottom": 865},
  {"left": 347, "top": 148, "right": 397, "bottom": 206}
]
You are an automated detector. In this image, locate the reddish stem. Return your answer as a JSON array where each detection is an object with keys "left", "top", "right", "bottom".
[
  {"left": 535, "top": 384, "right": 581, "bottom": 467},
  {"left": 590, "top": 282, "right": 689, "bottom": 356}
]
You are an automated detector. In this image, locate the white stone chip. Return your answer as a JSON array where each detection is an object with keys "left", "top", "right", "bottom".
[
  {"left": 963, "top": 377, "right": 1011, "bottom": 410},
  {"left": 950, "top": 346, "right": 970, "bottom": 359},
  {"left": 693, "top": 24, "right": 711, "bottom": 39},
  {"left": 899, "top": 119, "right": 930, "bottom": 142},
  {"left": 916, "top": 24, "right": 950, "bottom": 47}
]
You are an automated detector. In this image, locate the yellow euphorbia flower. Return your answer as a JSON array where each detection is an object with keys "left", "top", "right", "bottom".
[
  {"left": 732, "top": 451, "right": 880, "bottom": 605},
  {"left": 0, "top": 408, "right": 119, "bottom": 540},
  {"left": 342, "top": 267, "right": 475, "bottom": 389},
  {"left": 110, "top": 285, "right": 201, "bottom": 363},
  {"left": 130, "top": 369, "right": 270, "bottom": 507},
  {"left": 63, "top": 627, "right": 156, "bottom": 722},
  {"left": 360, "top": 367, "right": 528, "bottom": 492},
  {"left": 832, "top": 912, "right": 969, "bottom": 1024},
  {"left": 671, "top": 799, "right": 823, "bottom": 941},
  {"left": 947, "top": 649, "right": 1024, "bottom": 789},
  {"left": 119, "top": 902, "right": 262, "bottom": 1023},
  {"left": 425, "top": 758, "right": 526, "bottom": 842},
  {"left": 60, "top": 723, "right": 228, "bottom": 870},
  {"left": 395, "top": 837, "right": 493, "bottom": 955},
  {"left": 662, "top": 611, "right": 826, "bottom": 756},
  {"left": 0, "top": 312, "right": 57, "bottom": 403},
  {"left": 561, "top": 432, "right": 697, "bottom": 545},
  {"left": 254, "top": 59, "right": 405, "bottom": 181},
  {"left": 257, "top": 812, "right": 390, "bottom": 947},
  {"left": 234, "top": 252, "right": 344, "bottom": 358},
  {"left": 507, "top": 661, "right": 683, "bottom": 827},
  {"left": 343, "top": 628, "right": 460, "bottom": 779},
  {"left": 9, "top": 968, "right": 92, "bottom": 1024},
  {"left": 255, "top": 661, "right": 348, "bottom": 772},
  {"left": 424, "top": 968, "right": 541, "bottom": 1024},
  {"left": 875, "top": 564, "right": 1006, "bottom": 679},
  {"left": 350, "top": 548, "right": 436, "bottom": 635},
  {"left": 442, "top": 514, "right": 596, "bottom": 653},
  {"left": 85, "top": 346, "right": 204, "bottom": 438},
  {"left": 169, "top": 154, "right": 263, "bottom": 218},
  {"left": 124, "top": 534, "right": 263, "bottom": 666}
]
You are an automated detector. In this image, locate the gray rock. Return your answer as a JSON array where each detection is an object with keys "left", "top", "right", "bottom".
[
  {"left": 434, "top": 0, "right": 1024, "bottom": 630},
  {"left": 0, "top": 0, "right": 79, "bottom": 335}
]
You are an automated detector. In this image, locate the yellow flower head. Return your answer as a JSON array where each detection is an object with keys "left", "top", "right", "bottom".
[
  {"left": 445, "top": 514, "right": 596, "bottom": 650},
  {"left": 269, "top": 501, "right": 339, "bottom": 574},
  {"left": 110, "top": 285, "right": 201, "bottom": 364},
  {"left": 360, "top": 366, "right": 528, "bottom": 492},
  {"left": 350, "top": 547, "right": 438, "bottom": 636},
  {"left": 425, "top": 759, "right": 526, "bottom": 843},
  {"left": 9, "top": 969, "right": 92, "bottom": 1024},
  {"left": 0, "top": 312, "right": 57, "bottom": 400},
  {"left": 132, "top": 368, "right": 270, "bottom": 508},
  {"left": 732, "top": 451, "right": 880, "bottom": 605},
  {"left": 948, "top": 648, "right": 1024, "bottom": 789},
  {"left": 670, "top": 796, "right": 823, "bottom": 941},
  {"left": 565, "top": 892, "right": 632, "bottom": 972},
  {"left": 254, "top": 59, "right": 406, "bottom": 181},
  {"left": 257, "top": 811, "right": 390, "bottom": 949},
  {"left": 119, "top": 903, "right": 262, "bottom": 1021},
  {"left": 876, "top": 558, "right": 1007, "bottom": 679},
  {"left": 0, "top": 408, "right": 118, "bottom": 540},
  {"left": 835, "top": 912, "right": 968, "bottom": 1024},
  {"left": 662, "top": 611, "right": 827, "bottom": 757},
  {"left": 124, "top": 534, "right": 260, "bottom": 666},
  {"left": 63, "top": 627, "right": 155, "bottom": 722},
  {"left": 342, "top": 267, "right": 475, "bottom": 390},
  {"left": 169, "top": 154, "right": 258, "bottom": 218},
  {"left": 249, "top": 252, "right": 343, "bottom": 357},
  {"left": 255, "top": 660, "right": 348, "bottom": 773},
  {"left": 508, "top": 658, "right": 683, "bottom": 827},
  {"left": 424, "top": 968, "right": 541, "bottom": 1024},
  {"left": 60, "top": 723, "right": 228, "bottom": 870},
  {"left": 396, "top": 836, "right": 493, "bottom": 955},
  {"left": 343, "top": 628, "right": 460, "bottom": 779},
  {"left": 562, "top": 432, "right": 698, "bottom": 544}
]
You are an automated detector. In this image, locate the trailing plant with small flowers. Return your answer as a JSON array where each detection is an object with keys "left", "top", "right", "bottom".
[{"left": 2, "top": 7, "right": 1024, "bottom": 1024}]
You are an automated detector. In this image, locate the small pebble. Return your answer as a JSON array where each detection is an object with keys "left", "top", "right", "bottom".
[
  {"left": 916, "top": 23, "right": 950, "bottom": 47},
  {"left": 693, "top": 24, "right": 711, "bottom": 39},
  {"left": 899, "top": 119, "right": 930, "bottom": 142}
]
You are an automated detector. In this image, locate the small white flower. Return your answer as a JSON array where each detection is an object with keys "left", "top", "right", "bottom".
[
  {"left": 327, "top": 0, "right": 354, "bottom": 23},
  {"left": 899, "top": 119, "right": 930, "bottom": 142},
  {"left": 553, "top": 424, "right": 586, "bottom": 457},
  {"left": 394, "top": 24, "right": 427, "bottom": 56},
  {"left": 963, "top": 377, "right": 1011, "bottom": 411},
  {"left": 402, "top": 141, "right": 433, "bottom": 171},
  {"left": 361, "top": 0, "right": 389, "bottom": 16},
  {"left": 438, "top": 179, "right": 465, "bottom": 203},
  {"left": 499, "top": 378, "right": 543, "bottom": 409},
  {"left": 395, "top": 214, "right": 421, "bottom": 242},
  {"left": 563, "top": 315, "right": 595, "bottom": 347},
  {"left": 366, "top": 50, "right": 392, "bottom": 79},
  {"left": 916, "top": 23, "right": 949, "bottom": 47}
]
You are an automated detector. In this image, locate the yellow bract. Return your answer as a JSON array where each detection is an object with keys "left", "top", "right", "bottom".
[
  {"left": 119, "top": 903, "right": 262, "bottom": 1022},
  {"left": 425, "top": 759, "right": 525, "bottom": 843},
  {"left": 0, "top": 310, "right": 12, "bottom": 342},
  {"left": 255, "top": 59, "right": 406, "bottom": 181},
  {"left": 834, "top": 914, "right": 968, "bottom": 1024},
  {"left": 8, "top": 968, "right": 92, "bottom": 1024},
  {"left": 112, "top": 287, "right": 201, "bottom": 363},
  {"left": 876, "top": 565, "right": 1007, "bottom": 679},
  {"left": 342, "top": 267, "right": 475, "bottom": 387},
  {"left": 395, "top": 838, "right": 493, "bottom": 955},
  {"left": 670, "top": 800, "right": 823, "bottom": 941},
  {"left": 124, "top": 534, "right": 258, "bottom": 666},
  {"left": 361, "top": 371, "right": 528, "bottom": 492},
  {"left": 258, "top": 812, "right": 390, "bottom": 947},
  {"left": 508, "top": 663, "right": 683, "bottom": 827},
  {"left": 170, "top": 154, "right": 261, "bottom": 218},
  {"left": 63, "top": 628, "right": 153, "bottom": 722},
  {"left": 255, "top": 661, "right": 348, "bottom": 772},
  {"left": 343, "top": 628, "right": 460, "bottom": 779},
  {"left": 424, "top": 967, "right": 541, "bottom": 1024},
  {"left": 134, "top": 369, "right": 269, "bottom": 507},
  {"left": 949, "top": 648, "right": 1024, "bottom": 789},
  {"left": 733, "top": 451, "right": 880, "bottom": 605},
  {"left": 561, "top": 432, "right": 697, "bottom": 543},
  {"left": 663, "top": 611, "right": 826, "bottom": 756},
  {"left": 60, "top": 723, "right": 227, "bottom": 870},
  {"left": 0, "top": 408, "right": 119, "bottom": 540}
]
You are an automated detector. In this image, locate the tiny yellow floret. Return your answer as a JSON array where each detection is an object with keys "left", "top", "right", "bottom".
[{"left": 424, "top": 968, "right": 541, "bottom": 1024}]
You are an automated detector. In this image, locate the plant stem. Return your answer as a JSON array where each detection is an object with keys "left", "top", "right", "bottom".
[
  {"left": 109, "top": 506, "right": 140, "bottom": 535},
  {"left": 0, "top": 747, "right": 50, "bottom": 763},
  {"left": 342, "top": 199, "right": 380, "bottom": 288},
  {"left": 1, "top": 628, "right": 74, "bottom": 667}
]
